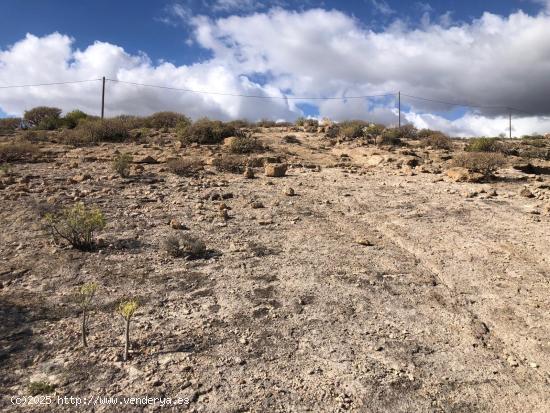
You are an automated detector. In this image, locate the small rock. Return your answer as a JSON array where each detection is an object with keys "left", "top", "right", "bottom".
[
  {"left": 251, "top": 201, "right": 264, "bottom": 209},
  {"left": 243, "top": 167, "right": 255, "bottom": 179},
  {"left": 134, "top": 155, "right": 159, "bottom": 164},
  {"left": 70, "top": 174, "right": 91, "bottom": 183},
  {"left": 529, "top": 362, "right": 539, "bottom": 369},
  {"left": 170, "top": 220, "right": 187, "bottom": 230},
  {"left": 356, "top": 238, "right": 373, "bottom": 246},
  {"left": 507, "top": 356, "right": 519, "bottom": 367},
  {"left": 519, "top": 187, "right": 535, "bottom": 198},
  {"left": 285, "top": 187, "right": 295, "bottom": 196},
  {"left": 445, "top": 167, "right": 483, "bottom": 183}
]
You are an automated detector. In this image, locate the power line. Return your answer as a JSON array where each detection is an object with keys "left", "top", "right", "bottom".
[
  {"left": 106, "top": 78, "right": 396, "bottom": 100},
  {"left": 0, "top": 79, "right": 102, "bottom": 89}
]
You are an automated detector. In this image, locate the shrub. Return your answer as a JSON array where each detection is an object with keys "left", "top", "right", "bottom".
[
  {"left": 0, "top": 117, "right": 21, "bottom": 132},
  {"left": 211, "top": 154, "right": 247, "bottom": 173},
  {"left": 256, "top": 119, "right": 279, "bottom": 128},
  {"left": 465, "top": 137, "right": 503, "bottom": 153},
  {"left": 167, "top": 157, "right": 204, "bottom": 176},
  {"left": 228, "top": 134, "right": 261, "bottom": 154},
  {"left": 378, "top": 128, "right": 403, "bottom": 146},
  {"left": 44, "top": 203, "right": 106, "bottom": 250},
  {"left": 398, "top": 124, "right": 418, "bottom": 140},
  {"left": 146, "top": 111, "right": 190, "bottom": 129},
  {"left": 64, "top": 110, "right": 88, "bottom": 129},
  {"left": 227, "top": 119, "right": 252, "bottom": 129},
  {"left": 112, "top": 152, "right": 133, "bottom": 177},
  {"left": 364, "top": 123, "right": 385, "bottom": 137},
  {"left": 163, "top": 234, "right": 207, "bottom": 259},
  {"left": 178, "top": 118, "right": 236, "bottom": 144},
  {"left": 113, "top": 115, "right": 148, "bottom": 130},
  {"left": 283, "top": 134, "right": 301, "bottom": 144},
  {"left": 451, "top": 152, "right": 506, "bottom": 176},
  {"left": 76, "top": 118, "right": 130, "bottom": 143},
  {"left": 75, "top": 282, "right": 98, "bottom": 347},
  {"left": 28, "top": 381, "right": 56, "bottom": 396},
  {"left": 24, "top": 106, "right": 62, "bottom": 128},
  {"left": 117, "top": 299, "right": 139, "bottom": 362},
  {"left": 422, "top": 133, "right": 453, "bottom": 150},
  {"left": 0, "top": 140, "right": 38, "bottom": 162},
  {"left": 339, "top": 120, "right": 369, "bottom": 139}
]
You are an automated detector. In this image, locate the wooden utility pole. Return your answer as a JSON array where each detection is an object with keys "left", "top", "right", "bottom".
[
  {"left": 101, "top": 76, "right": 106, "bottom": 119},
  {"left": 398, "top": 91, "right": 401, "bottom": 128},
  {"left": 509, "top": 110, "right": 512, "bottom": 139}
]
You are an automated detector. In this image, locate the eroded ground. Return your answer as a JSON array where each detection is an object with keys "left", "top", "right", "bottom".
[{"left": 1, "top": 129, "right": 549, "bottom": 412}]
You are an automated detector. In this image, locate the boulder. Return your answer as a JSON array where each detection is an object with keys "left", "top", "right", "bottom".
[
  {"left": 265, "top": 163, "right": 287, "bottom": 177},
  {"left": 366, "top": 155, "right": 386, "bottom": 167},
  {"left": 134, "top": 155, "right": 158, "bottom": 164},
  {"left": 445, "top": 167, "right": 484, "bottom": 183}
]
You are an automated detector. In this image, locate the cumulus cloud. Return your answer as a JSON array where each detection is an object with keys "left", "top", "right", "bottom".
[{"left": 1, "top": 7, "right": 550, "bottom": 136}]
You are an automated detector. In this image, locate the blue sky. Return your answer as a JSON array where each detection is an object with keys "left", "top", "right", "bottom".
[
  {"left": 0, "top": 0, "right": 543, "bottom": 66},
  {"left": 1, "top": 1, "right": 550, "bottom": 136}
]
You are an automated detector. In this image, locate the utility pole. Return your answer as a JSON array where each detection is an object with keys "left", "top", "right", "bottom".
[
  {"left": 508, "top": 109, "right": 512, "bottom": 139},
  {"left": 101, "top": 76, "right": 106, "bottom": 119},
  {"left": 398, "top": 91, "right": 401, "bottom": 128}
]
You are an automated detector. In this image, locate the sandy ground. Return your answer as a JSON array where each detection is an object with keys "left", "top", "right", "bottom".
[{"left": 1, "top": 130, "right": 549, "bottom": 412}]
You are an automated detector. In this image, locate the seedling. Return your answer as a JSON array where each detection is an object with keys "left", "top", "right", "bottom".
[
  {"left": 75, "top": 282, "right": 97, "bottom": 347},
  {"left": 117, "top": 299, "right": 139, "bottom": 362}
]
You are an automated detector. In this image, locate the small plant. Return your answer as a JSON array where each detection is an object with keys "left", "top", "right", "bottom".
[
  {"left": 0, "top": 140, "right": 38, "bottom": 162},
  {"left": 338, "top": 120, "right": 369, "bottom": 139},
  {"left": 28, "top": 381, "right": 56, "bottom": 396},
  {"left": 0, "top": 163, "right": 12, "bottom": 176},
  {"left": 44, "top": 203, "right": 106, "bottom": 250},
  {"left": 377, "top": 128, "right": 403, "bottom": 146},
  {"left": 76, "top": 118, "right": 130, "bottom": 143},
  {"left": 64, "top": 110, "right": 89, "bottom": 129},
  {"left": 167, "top": 157, "right": 204, "bottom": 176},
  {"left": 0, "top": 117, "right": 21, "bottom": 133},
  {"left": 117, "top": 299, "right": 139, "bottom": 362},
  {"left": 451, "top": 152, "right": 506, "bottom": 177},
  {"left": 75, "top": 282, "right": 98, "bottom": 347},
  {"left": 465, "top": 137, "right": 503, "bottom": 153},
  {"left": 112, "top": 152, "right": 133, "bottom": 177},
  {"left": 211, "top": 154, "right": 247, "bottom": 174},
  {"left": 163, "top": 234, "right": 207, "bottom": 259},
  {"left": 228, "top": 134, "right": 261, "bottom": 154}
]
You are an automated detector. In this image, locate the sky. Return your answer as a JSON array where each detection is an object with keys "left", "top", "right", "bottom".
[{"left": 1, "top": 0, "right": 550, "bottom": 136}]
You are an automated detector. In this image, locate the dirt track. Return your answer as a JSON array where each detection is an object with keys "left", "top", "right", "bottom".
[{"left": 1, "top": 131, "right": 549, "bottom": 412}]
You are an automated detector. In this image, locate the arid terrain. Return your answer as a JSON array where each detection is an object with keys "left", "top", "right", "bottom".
[{"left": 1, "top": 125, "right": 549, "bottom": 412}]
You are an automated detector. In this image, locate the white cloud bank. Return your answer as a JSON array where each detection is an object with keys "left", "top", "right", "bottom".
[{"left": 1, "top": 7, "right": 550, "bottom": 136}]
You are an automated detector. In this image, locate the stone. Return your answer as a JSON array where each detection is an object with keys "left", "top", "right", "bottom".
[
  {"left": 70, "top": 174, "right": 91, "bottom": 183},
  {"left": 134, "top": 155, "right": 158, "bottom": 164},
  {"left": 445, "top": 167, "right": 484, "bottom": 183},
  {"left": 265, "top": 163, "right": 287, "bottom": 177},
  {"left": 366, "top": 155, "right": 386, "bottom": 167},
  {"left": 251, "top": 201, "right": 264, "bottom": 209},
  {"left": 170, "top": 220, "right": 187, "bottom": 230},
  {"left": 243, "top": 167, "right": 255, "bottom": 179},
  {"left": 285, "top": 187, "right": 295, "bottom": 196},
  {"left": 519, "top": 187, "right": 535, "bottom": 198},
  {"left": 506, "top": 356, "right": 519, "bottom": 367},
  {"left": 356, "top": 238, "right": 373, "bottom": 246}
]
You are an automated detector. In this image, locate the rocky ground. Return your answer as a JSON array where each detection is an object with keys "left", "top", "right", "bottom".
[{"left": 0, "top": 128, "right": 549, "bottom": 412}]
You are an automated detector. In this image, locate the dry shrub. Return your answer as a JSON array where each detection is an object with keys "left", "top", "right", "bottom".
[
  {"left": 451, "top": 152, "right": 506, "bottom": 176},
  {"left": 75, "top": 118, "right": 130, "bottom": 143},
  {"left": 0, "top": 118, "right": 21, "bottom": 133},
  {"left": 0, "top": 140, "right": 38, "bottom": 162},
  {"left": 163, "top": 234, "right": 207, "bottom": 259},
  {"left": 167, "top": 157, "right": 204, "bottom": 176},
  {"left": 63, "top": 110, "right": 89, "bottom": 129},
  {"left": 228, "top": 134, "right": 261, "bottom": 154},
  {"left": 378, "top": 128, "right": 403, "bottom": 146},
  {"left": 422, "top": 133, "right": 453, "bottom": 150},
  {"left": 24, "top": 106, "right": 62, "bottom": 129},
  {"left": 212, "top": 154, "right": 247, "bottom": 173},
  {"left": 146, "top": 112, "right": 190, "bottom": 129},
  {"left": 465, "top": 137, "right": 504, "bottom": 153},
  {"left": 178, "top": 118, "right": 236, "bottom": 144},
  {"left": 339, "top": 120, "right": 369, "bottom": 139},
  {"left": 112, "top": 152, "right": 133, "bottom": 177}
]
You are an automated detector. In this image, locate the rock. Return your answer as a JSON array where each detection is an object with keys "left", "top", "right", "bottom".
[
  {"left": 285, "top": 187, "right": 295, "bottom": 196},
  {"left": 356, "top": 238, "right": 373, "bottom": 246},
  {"left": 265, "top": 163, "right": 287, "bottom": 177},
  {"left": 70, "top": 174, "right": 91, "bottom": 183},
  {"left": 506, "top": 356, "right": 519, "bottom": 367},
  {"left": 366, "top": 155, "right": 386, "bottom": 167},
  {"left": 529, "top": 362, "right": 539, "bottom": 369},
  {"left": 519, "top": 187, "right": 535, "bottom": 198},
  {"left": 445, "top": 167, "right": 483, "bottom": 183},
  {"left": 243, "top": 167, "right": 255, "bottom": 179},
  {"left": 220, "top": 209, "right": 229, "bottom": 220},
  {"left": 170, "top": 220, "right": 187, "bottom": 230},
  {"left": 134, "top": 155, "right": 158, "bottom": 164},
  {"left": 251, "top": 201, "right": 264, "bottom": 209}
]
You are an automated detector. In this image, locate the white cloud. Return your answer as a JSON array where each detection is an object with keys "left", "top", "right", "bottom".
[
  {"left": 370, "top": 0, "right": 395, "bottom": 16},
  {"left": 1, "top": 7, "right": 550, "bottom": 136}
]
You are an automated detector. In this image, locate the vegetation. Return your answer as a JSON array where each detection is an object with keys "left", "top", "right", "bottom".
[
  {"left": 452, "top": 152, "right": 506, "bottom": 176},
  {"left": 338, "top": 120, "right": 369, "bottom": 139},
  {"left": 422, "top": 132, "right": 453, "bottom": 150},
  {"left": 64, "top": 110, "right": 89, "bottom": 129},
  {"left": 178, "top": 118, "right": 236, "bottom": 144},
  {"left": 146, "top": 111, "right": 190, "bottom": 129},
  {"left": 167, "top": 157, "right": 204, "bottom": 176},
  {"left": 44, "top": 203, "right": 106, "bottom": 250},
  {"left": 28, "top": 381, "right": 56, "bottom": 396},
  {"left": 465, "top": 137, "right": 504, "bottom": 153},
  {"left": 117, "top": 299, "right": 139, "bottom": 362},
  {"left": 112, "top": 152, "right": 133, "bottom": 177},
  {"left": 378, "top": 128, "right": 403, "bottom": 146},
  {"left": 211, "top": 154, "right": 248, "bottom": 174},
  {"left": 0, "top": 117, "right": 21, "bottom": 133},
  {"left": 76, "top": 118, "right": 131, "bottom": 143},
  {"left": 0, "top": 140, "right": 38, "bottom": 162},
  {"left": 228, "top": 134, "right": 261, "bottom": 154},
  {"left": 23, "top": 106, "right": 62, "bottom": 129},
  {"left": 164, "top": 234, "right": 207, "bottom": 259},
  {"left": 75, "top": 282, "right": 98, "bottom": 347}
]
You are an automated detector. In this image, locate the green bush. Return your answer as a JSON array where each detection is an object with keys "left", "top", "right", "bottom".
[
  {"left": 465, "top": 137, "right": 503, "bottom": 153},
  {"left": 64, "top": 110, "right": 89, "bottom": 129},
  {"left": 338, "top": 120, "right": 369, "bottom": 139},
  {"left": 378, "top": 128, "right": 403, "bottom": 146},
  {"left": 24, "top": 106, "right": 62, "bottom": 129},
  {"left": 0, "top": 117, "right": 21, "bottom": 132},
  {"left": 228, "top": 134, "right": 261, "bottom": 154},
  {"left": 44, "top": 203, "right": 106, "bottom": 250},
  {"left": 112, "top": 152, "right": 133, "bottom": 177},
  {"left": 422, "top": 133, "right": 453, "bottom": 150},
  {"left": 178, "top": 118, "right": 236, "bottom": 145},
  {"left": 28, "top": 381, "right": 56, "bottom": 396},
  {"left": 146, "top": 111, "right": 190, "bottom": 129}
]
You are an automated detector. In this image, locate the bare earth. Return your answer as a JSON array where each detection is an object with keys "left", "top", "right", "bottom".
[{"left": 1, "top": 129, "right": 549, "bottom": 412}]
